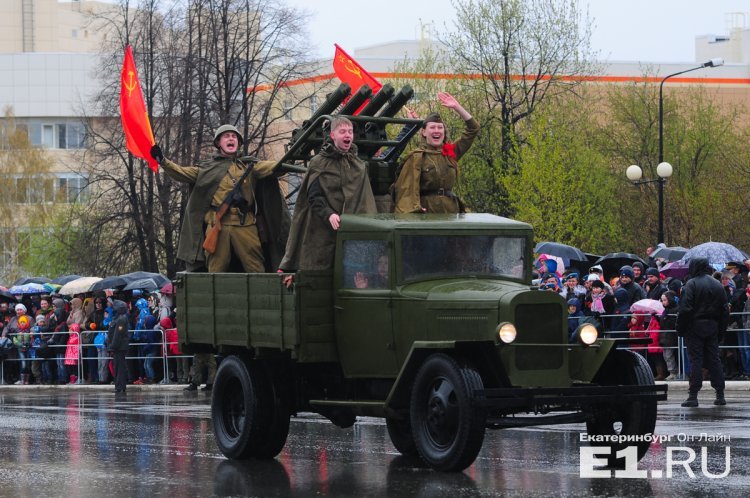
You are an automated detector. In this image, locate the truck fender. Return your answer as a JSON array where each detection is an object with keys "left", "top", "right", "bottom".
[{"left": 384, "top": 341, "right": 499, "bottom": 412}]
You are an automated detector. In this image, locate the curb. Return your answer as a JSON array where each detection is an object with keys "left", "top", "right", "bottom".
[{"left": 658, "top": 380, "right": 750, "bottom": 391}]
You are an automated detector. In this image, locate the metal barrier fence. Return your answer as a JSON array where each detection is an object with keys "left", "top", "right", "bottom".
[
  {"left": 2, "top": 311, "right": 749, "bottom": 384},
  {"left": 1, "top": 328, "right": 191, "bottom": 385}
]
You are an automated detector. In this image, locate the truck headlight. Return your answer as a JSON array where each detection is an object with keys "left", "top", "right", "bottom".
[
  {"left": 496, "top": 322, "right": 517, "bottom": 344},
  {"left": 576, "top": 323, "right": 599, "bottom": 346}
]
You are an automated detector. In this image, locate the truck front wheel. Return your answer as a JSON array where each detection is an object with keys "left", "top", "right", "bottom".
[
  {"left": 410, "top": 353, "right": 487, "bottom": 472},
  {"left": 211, "top": 356, "right": 289, "bottom": 460},
  {"left": 586, "top": 349, "right": 657, "bottom": 467}
]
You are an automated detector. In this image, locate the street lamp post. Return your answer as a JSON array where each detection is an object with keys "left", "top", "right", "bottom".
[
  {"left": 626, "top": 58, "right": 725, "bottom": 245},
  {"left": 626, "top": 163, "right": 673, "bottom": 244},
  {"left": 658, "top": 57, "right": 724, "bottom": 165}
]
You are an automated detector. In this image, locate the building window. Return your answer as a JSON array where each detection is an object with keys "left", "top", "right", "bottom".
[
  {"left": 12, "top": 174, "right": 88, "bottom": 204},
  {"left": 26, "top": 121, "right": 87, "bottom": 149},
  {"left": 282, "top": 100, "right": 293, "bottom": 120}
]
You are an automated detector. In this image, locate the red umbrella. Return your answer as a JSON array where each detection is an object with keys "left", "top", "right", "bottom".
[{"left": 160, "top": 282, "right": 174, "bottom": 295}]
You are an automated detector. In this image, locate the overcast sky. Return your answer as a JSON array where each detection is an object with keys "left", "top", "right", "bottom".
[{"left": 284, "top": 0, "right": 750, "bottom": 63}]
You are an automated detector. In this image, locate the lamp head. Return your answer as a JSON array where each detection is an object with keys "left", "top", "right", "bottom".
[
  {"left": 656, "top": 161, "right": 673, "bottom": 179},
  {"left": 626, "top": 165, "right": 643, "bottom": 181}
]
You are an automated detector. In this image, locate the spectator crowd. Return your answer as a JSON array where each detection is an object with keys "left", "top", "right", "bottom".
[
  {"left": 0, "top": 287, "right": 191, "bottom": 387},
  {"left": 537, "top": 254, "right": 750, "bottom": 383}
]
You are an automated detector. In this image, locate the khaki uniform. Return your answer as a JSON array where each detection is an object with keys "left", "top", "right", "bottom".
[
  {"left": 189, "top": 352, "right": 217, "bottom": 385},
  {"left": 394, "top": 118, "right": 480, "bottom": 214},
  {"left": 161, "top": 157, "right": 277, "bottom": 272}
]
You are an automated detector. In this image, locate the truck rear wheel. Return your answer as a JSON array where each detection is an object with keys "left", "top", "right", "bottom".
[
  {"left": 410, "top": 354, "right": 486, "bottom": 472},
  {"left": 386, "top": 416, "right": 417, "bottom": 456},
  {"left": 586, "top": 349, "right": 657, "bottom": 467},
  {"left": 211, "top": 356, "right": 289, "bottom": 460}
]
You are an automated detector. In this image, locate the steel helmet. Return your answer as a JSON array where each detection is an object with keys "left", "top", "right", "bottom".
[{"left": 213, "top": 124, "right": 244, "bottom": 148}]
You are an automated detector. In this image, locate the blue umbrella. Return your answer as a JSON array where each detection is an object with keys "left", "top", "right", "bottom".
[
  {"left": 8, "top": 282, "right": 47, "bottom": 294},
  {"left": 682, "top": 242, "right": 749, "bottom": 266}
]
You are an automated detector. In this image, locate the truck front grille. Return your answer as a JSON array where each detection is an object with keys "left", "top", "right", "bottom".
[{"left": 513, "top": 303, "right": 564, "bottom": 370}]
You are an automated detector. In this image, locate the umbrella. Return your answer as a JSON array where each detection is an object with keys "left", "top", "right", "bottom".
[
  {"left": 119, "top": 271, "right": 170, "bottom": 287},
  {"left": 43, "top": 283, "right": 62, "bottom": 294},
  {"left": 630, "top": 299, "right": 664, "bottom": 315},
  {"left": 123, "top": 278, "right": 160, "bottom": 292},
  {"left": 8, "top": 282, "right": 47, "bottom": 294},
  {"left": 682, "top": 242, "right": 749, "bottom": 267},
  {"left": 660, "top": 260, "right": 690, "bottom": 279},
  {"left": 593, "top": 252, "right": 647, "bottom": 278},
  {"left": 51, "top": 274, "right": 83, "bottom": 285},
  {"left": 0, "top": 289, "right": 16, "bottom": 302},
  {"left": 89, "top": 275, "right": 128, "bottom": 292},
  {"left": 12, "top": 276, "right": 51, "bottom": 286},
  {"left": 533, "top": 241, "right": 588, "bottom": 265},
  {"left": 650, "top": 246, "right": 688, "bottom": 262},
  {"left": 59, "top": 276, "right": 103, "bottom": 296},
  {"left": 160, "top": 282, "right": 174, "bottom": 295}
]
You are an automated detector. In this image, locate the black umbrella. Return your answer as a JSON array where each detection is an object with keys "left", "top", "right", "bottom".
[
  {"left": 12, "top": 276, "right": 51, "bottom": 286},
  {"left": 0, "top": 289, "right": 17, "bottom": 302},
  {"left": 123, "top": 278, "right": 161, "bottom": 292},
  {"left": 119, "top": 271, "right": 169, "bottom": 287},
  {"left": 51, "top": 274, "right": 84, "bottom": 285},
  {"left": 533, "top": 241, "right": 588, "bottom": 264},
  {"left": 89, "top": 276, "right": 128, "bottom": 292},
  {"left": 594, "top": 252, "right": 647, "bottom": 278}
]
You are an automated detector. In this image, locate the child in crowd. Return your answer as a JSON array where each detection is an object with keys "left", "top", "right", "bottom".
[{"left": 65, "top": 323, "right": 81, "bottom": 384}]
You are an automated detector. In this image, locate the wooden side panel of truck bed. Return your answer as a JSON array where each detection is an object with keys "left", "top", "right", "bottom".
[{"left": 175, "top": 271, "right": 338, "bottom": 362}]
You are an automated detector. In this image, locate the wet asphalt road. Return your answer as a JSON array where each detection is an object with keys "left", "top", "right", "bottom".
[{"left": 0, "top": 386, "right": 748, "bottom": 497}]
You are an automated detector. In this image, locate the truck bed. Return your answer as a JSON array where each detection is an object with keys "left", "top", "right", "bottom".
[{"left": 175, "top": 271, "right": 337, "bottom": 362}]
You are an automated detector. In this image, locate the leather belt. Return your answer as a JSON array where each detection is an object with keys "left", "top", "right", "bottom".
[{"left": 420, "top": 188, "right": 456, "bottom": 198}]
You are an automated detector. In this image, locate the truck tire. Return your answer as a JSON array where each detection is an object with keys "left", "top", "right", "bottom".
[
  {"left": 386, "top": 416, "right": 417, "bottom": 456},
  {"left": 586, "top": 349, "right": 657, "bottom": 467},
  {"left": 211, "top": 356, "right": 289, "bottom": 460},
  {"left": 410, "top": 353, "right": 487, "bottom": 472}
]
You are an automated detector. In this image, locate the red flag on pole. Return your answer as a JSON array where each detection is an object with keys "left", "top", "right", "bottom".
[
  {"left": 333, "top": 44, "right": 382, "bottom": 113},
  {"left": 120, "top": 45, "right": 158, "bottom": 172}
]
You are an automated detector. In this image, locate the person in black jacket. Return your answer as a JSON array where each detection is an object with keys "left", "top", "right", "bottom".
[
  {"left": 106, "top": 300, "right": 131, "bottom": 394},
  {"left": 676, "top": 258, "right": 730, "bottom": 407}
]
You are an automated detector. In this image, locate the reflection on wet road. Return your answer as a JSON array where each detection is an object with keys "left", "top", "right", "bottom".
[{"left": 0, "top": 389, "right": 747, "bottom": 496}]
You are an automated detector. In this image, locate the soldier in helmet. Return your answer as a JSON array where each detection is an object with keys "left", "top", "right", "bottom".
[{"left": 151, "top": 125, "right": 289, "bottom": 273}]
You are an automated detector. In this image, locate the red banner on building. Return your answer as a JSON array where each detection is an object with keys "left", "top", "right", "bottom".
[{"left": 120, "top": 45, "right": 157, "bottom": 172}]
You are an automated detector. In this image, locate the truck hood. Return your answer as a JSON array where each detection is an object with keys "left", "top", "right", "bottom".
[{"left": 400, "top": 278, "right": 533, "bottom": 304}]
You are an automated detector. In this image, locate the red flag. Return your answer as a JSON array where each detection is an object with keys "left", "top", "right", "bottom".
[
  {"left": 333, "top": 44, "right": 382, "bottom": 113},
  {"left": 120, "top": 45, "right": 158, "bottom": 172}
]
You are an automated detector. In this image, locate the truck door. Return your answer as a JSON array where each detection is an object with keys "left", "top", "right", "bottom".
[{"left": 335, "top": 239, "right": 398, "bottom": 377}]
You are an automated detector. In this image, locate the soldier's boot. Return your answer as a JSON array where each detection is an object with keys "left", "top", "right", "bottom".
[
  {"left": 184, "top": 382, "right": 198, "bottom": 392},
  {"left": 681, "top": 393, "right": 699, "bottom": 407},
  {"left": 713, "top": 390, "right": 726, "bottom": 406}
]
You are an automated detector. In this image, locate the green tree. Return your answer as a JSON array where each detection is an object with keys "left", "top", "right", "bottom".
[
  {"left": 599, "top": 80, "right": 743, "bottom": 250},
  {"left": 441, "top": 0, "right": 596, "bottom": 215},
  {"left": 505, "top": 99, "right": 622, "bottom": 253}
]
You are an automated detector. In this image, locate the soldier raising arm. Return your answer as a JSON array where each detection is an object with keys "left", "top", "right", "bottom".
[{"left": 151, "top": 125, "right": 289, "bottom": 273}]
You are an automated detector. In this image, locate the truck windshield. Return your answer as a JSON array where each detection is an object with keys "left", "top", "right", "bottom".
[{"left": 401, "top": 234, "right": 526, "bottom": 281}]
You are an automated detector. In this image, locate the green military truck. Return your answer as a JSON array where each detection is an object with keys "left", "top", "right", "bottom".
[{"left": 175, "top": 213, "right": 667, "bottom": 472}]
